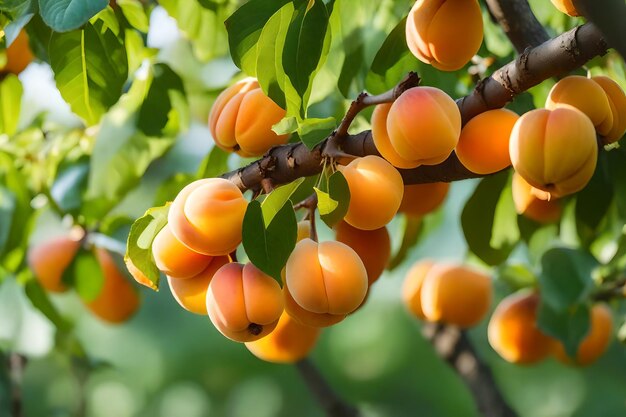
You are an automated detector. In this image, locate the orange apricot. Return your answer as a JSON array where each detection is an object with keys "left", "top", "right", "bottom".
[
  {"left": 151, "top": 224, "right": 213, "bottom": 279},
  {"left": 398, "top": 182, "right": 450, "bottom": 217},
  {"left": 283, "top": 282, "right": 346, "bottom": 327},
  {"left": 167, "top": 256, "right": 230, "bottom": 315},
  {"left": 545, "top": 76, "right": 612, "bottom": 129},
  {"left": 592, "top": 76, "right": 626, "bottom": 144},
  {"left": 334, "top": 221, "right": 390, "bottom": 285},
  {"left": 339, "top": 155, "right": 404, "bottom": 230},
  {"left": 1, "top": 31, "right": 34, "bottom": 75},
  {"left": 168, "top": 178, "right": 247, "bottom": 256},
  {"left": 245, "top": 312, "right": 321, "bottom": 363},
  {"left": 550, "top": 0, "right": 580, "bottom": 16},
  {"left": 420, "top": 263, "right": 492, "bottom": 328},
  {"left": 85, "top": 249, "right": 140, "bottom": 324},
  {"left": 373, "top": 87, "right": 461, "bottom": 168},
  {"left": 285, "top": 238, "right": 368, "bottom": 316},
  {"left": 28, "top": 232, "right": 83, "bottom": 293},
  {"left": 511, "top": 172, "right": 562, "bottom": 224},
  {"left": 456, "top": 109, "right": 519, "bottom": 174},
  {"left": 509, "top": 107, "right": 597, "bottom": 198},
  {"left": 208, "top": 78, "right": 288, "bottom": 157},
  {"left": 206, "top": 262, "right": 283, "bottom": 342},
  {"left": 487, "top": 291, "right": 556, "bottom": 364},
  {"left": 401, "top": 259, "right": 437, "bottom": 320},
  {"left": 554, "top": 304, "right": 613, "bottom": 366},
  {"left": 405, "top": 0, "right": 483, "bottom": 71}
]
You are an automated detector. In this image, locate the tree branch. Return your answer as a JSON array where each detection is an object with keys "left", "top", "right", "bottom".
[
  {"left": 221, "top": 23, "right": 608, "bottom": 191},
  {"left": 574, "top": 0, "right": 626, "bottom": 59},
  {"left": 485, "top": 0, "right": 550, "bottom": 53},
  {"left": 295, "top": 358, "right": 360, "bottom": 417},
  {"left": 423, "top": 324, "right": 517, "bottom": 417},
  {"left": 8, "top": 353, "right": 26, "bottom": 417}
]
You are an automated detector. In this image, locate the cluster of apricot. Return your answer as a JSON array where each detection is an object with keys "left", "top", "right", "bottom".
[
  {"left": 28, "top": 229, "right": 139, "bottom": 323},
  {"left": 488, "top": 291, "right": 613, "bottom": 366},
  {"left": 1, "top": 30, "right": 34, "bottom": 75}
]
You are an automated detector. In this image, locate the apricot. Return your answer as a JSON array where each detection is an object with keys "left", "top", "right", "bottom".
[
  {"left": 339, "top": 155, "right": 403, "bottom": 230},
  {"left": 405, "top": 0, "right": 483, "bottom": 71},
  {"left": 372, "top": 87, "right": 461, "bottom": 168},
  {"left": 334, "top": 221, "right": 390, "bottom": 285},
  {"left": 487, "top": 292, "right": 555, "bottom": 364},
  {"left": 84, "top": 249, "right": 140, "bottom": 324},
  {"left": 208, "top": 77, "right": 288, "bottom": 157},
  {"left": 398, "top": 182, "right": 450, "bottom": 217},
  {"left": 592, "top": 76, "right": 626, "bottom": 144},
  {"left": 168, "top": 178, "right": 247, "bottom": 256},
  {"left": 1, "top": 30, "right": 34, "bottom": 75},
  {"left": 27, "top": 234, "right": 81, "bottom": 293},
  {"left": 401, "top": 259, "right": 437, "bottom": 320},
  {"left": 550, "top": 0, "right": 580, "bottom": 16},
  {"left": 285, "top": 238, "right": 368, "bottom": 316},
  {"left": 545, "top": 76, "right": 612, "bottom": 129},
  {"left": 509, "top": 107, "right": 598, "bottom": 198},
  {"left": 283, "top": 282, "right": 346, "bottom": 327},
  {"left": 420, "top": 263, "right": 492, "bottom": 328},
  {"left": 168, "top": 256, "right": 230, "bottom": 315},
  {"left": 511, "top": 172, "right": 562, "bottom": 224},
  {"left": 456, "top": 109, "right": 519, "bottom": 174},
  {"left": 245, "top": 312, "right": 321, "bottom": 363},
  {"left": 206, "top": 262, "right": 284, "bottom": 342},
  {"left": 554, "top": 304, "right": 613, "bottom": 366},
  {"left": 151, "top": 224, "right": 213, "bottom": 279}
]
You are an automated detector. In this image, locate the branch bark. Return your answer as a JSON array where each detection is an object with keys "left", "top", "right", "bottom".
[
  {"left": 8, "top": 353, "right": 26, "bottom": 417},
  {"left": 485, "top": 0, "right": 549, "bottom": 53},
  {"left": 221, "top": 23, "right": 608, "bottom": 191},
  {"left": 574, "top": 0, "right": 626, "bottom": 59}
]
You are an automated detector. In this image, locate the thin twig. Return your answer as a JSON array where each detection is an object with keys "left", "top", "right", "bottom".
[
  {"left": 295, "top": 358, "right": 360, "bottom": 417},
  {"left": 294, "top": 193, "right": 319, "bottom": 242},
  {"left": 9, "top": 353, "right": 26, "bottom": 417},
  {"left": 485, "top": 0, "right": 549, "bottom": 53}
]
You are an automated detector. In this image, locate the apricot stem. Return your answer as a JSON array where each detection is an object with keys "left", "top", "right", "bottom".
[
  {"left": 295, "top": 358, "right": 360, "bottom": 417},
  {"left": 294, "top": 193, "right": 318, "bottom": 242}
]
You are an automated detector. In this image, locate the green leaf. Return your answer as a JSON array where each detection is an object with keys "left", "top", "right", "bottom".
[
  {"left": 0, "top": 74, "right": 23, "bottom": 136},
  {"left": 50, "top": 159, "right": 90, "bottom": 214},
  {"left": 196, "top": 146, "right": 230, "bottom": 179},
  {"left": 575, "top": 152, "right": 613, "bottom": 243},
  {"left": 490, "top": 176, "right": 520, "bottom": 250},
  {"left": 298, "top": 117, "right": 336, "bottom": 149},
  {"left": 314, "top": 187, "right": 338, "bottom": 214},
  {"left": 537, "top": 301, "right": 590, "bottom": 358},
  {"left": 388, "top": 216, "right": 423, "bottom": 271},
  {"left": 1, "top": 0, "right": 36, "bottom": 44},
  {"left": 24, "top": 277, "right": 72, "bottom": 332},
  {"left": 495, "top": 263, "right": 538, "bottom": 291},
  {"left": 0, "top": 186, "right": 17, "bottom": 256},
  {"left": 607, "top": 147, "right": 626, "bottom": 219},
  {"left": 49, "top": 19, "right": 128, "bottom": 126},
  {"left": 261, "top": 177, "right": 305, "bottom": 225},
  {"left": 461, "top": 171, "right": 516, "bottom": 265},
  {"left": 154, "top": 173, "right": 195, "bottom": 206},
  {"left": 242, "top": 199, "right": 297, "bottom": 284},
  {"left": 62, "top": 248, "right": 105, "bottom": 301},
  {"left": 125, "top": 205, "right": 169, "bottom": 290},
  {"left": 39, "top": 0, "right": 108, "bottom": 32},
  {"left": 539, "top": 247, "right": 597, "bottom": 311},
  {"left": 117, "top": 0, "right": 149, "bottom": 32},
  {"left": 319, "top": 171, "right": 350, "bottom": 228}
]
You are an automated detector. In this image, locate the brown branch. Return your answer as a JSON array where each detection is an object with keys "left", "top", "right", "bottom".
[
  {"left": 574, "top": 0, "right": 626, "bottom": 59},
  {"left": 295, "top": 358, "right": 360, "bottom": 417},
  {"left": 486, "top": 0, "right": 550, "bottom": 53},
  {"left": 221, "top": 23, "right": 608, "bottom": 191},
  {"left": 423, "top": 324, "right": 517, "bottom": 417},
  {"left": 8, "top": 353, "right": 26, "bottom": 417}
]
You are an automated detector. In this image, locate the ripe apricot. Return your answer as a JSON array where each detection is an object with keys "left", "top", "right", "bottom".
[
  {"left": 285, "top": 238, "right": 368, "bottom": 316},
  {"left": 283, "top": 282, "right": 346, "bottom": 327},
  {"left": 168, "top": 178, "right": 247, "bottom": 256},
  {"left": 1, "top": 30, "right": 34, "bottom": 75},
  {"left": 509, "top": 107, "right": 597, "bottom": 198},
  {"left": 334, "top": 221, "right": 390, "bottom": 285},
  {"left": 208, "top": 78, "right": 288, "bottom": 157},
  {"left": 420, "top": 263, "right": 492, "bottom": 328},
  {"left": 339, "top": 155, "right": 404, "bottom": 230},
  {"left": 373, "top": 87, "right": 461, "bottom": 168},
  {"left": 85, "top": 249, "right": 140, "bottom": 324},
  {"left": 456, "top": 109, "right": 519, "bottom": 174},
  {"left": 545, "top": 76, "right": 612, "bottom": 129},
  {"left": 401, "top": 259, "right": 437, "bottom": 320},
  {"left": 592, "top": 76, "right": 626, "bottom": 144},
  {"left": 28, "top": 234, "right": 82, "bottom": 293},
  {"left": 405, "top": 0, "right": 483, "bottom": 71},
  {"left": 488, "top": 291, "right": 555, "bottom": 364},
  {"left": 398, "top": 182, "right": 450, "bottom": 217},
  {"left": 550, "top": 0, "right": 580, "bottom": 16},
  {"left": 554, "top": 304, "right": 613, "bottom": 366},
  {"left": 206, "top": 262, "right": 284, "bottom": 342},
  {"left": 245, "top": 312, "right": 321, "bottom": 363},
  {"left": 152, "top": 224, "right": 213, "bottom": 279},
  {"left": 168, "top": 256, "right": 230, "bottom": 315},
  {"left": 511, "top": 172, "right": 562, "bottom": 224}
]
